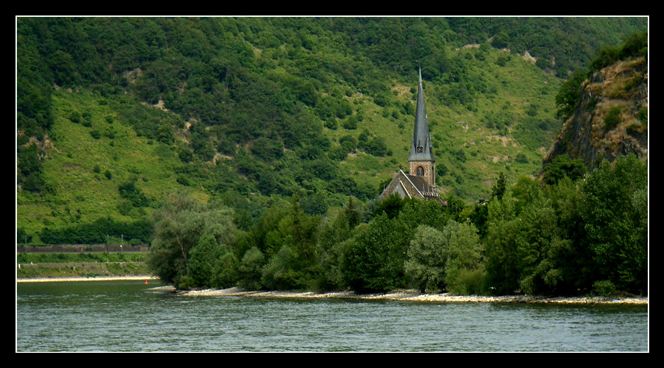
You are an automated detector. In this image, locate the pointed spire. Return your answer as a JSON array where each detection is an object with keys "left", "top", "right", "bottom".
[{"left": 409, "top": 68, "right": 435, "bottom": 162}]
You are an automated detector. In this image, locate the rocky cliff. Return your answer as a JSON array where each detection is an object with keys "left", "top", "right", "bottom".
[{"left": 543, "top": 57, "right": 648, "bottom": 171}]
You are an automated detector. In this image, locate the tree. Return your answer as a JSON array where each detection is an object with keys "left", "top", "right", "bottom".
[
  {"left": 237, "top": 247, "right": 265, "bottom": 290},
  {"left": 511, "top": 175, "right": 543, "bottom": 214},
  {"left": 372, "top": 193, "right": 408, "bottom": 219},
  {"left": 342, "top": 213, "right": 410, "bottom": 293},
  {"left": 512, "top": 198, "right": 568, "bottom": 296},
  {"left": 118, "top": 178, "right": 150, "bottom": 207},
  {"left": 187, "top": 233, "right": 225, "bottom": 288},
  {"left": 484, "top": 193, "right": 520, "bottom": 295},
  {"left": 146, "top": 191, "right": 237, "bottom": 289},
  {"left": 542, "top": 154, "right": 586, "bottom": 186},
  {"left": 210, "top": 252, "right": 240, "bottom": 289},
  {"left": 405, "top": 220, "right": 484, "bottom": 295},
  {"left": 490, "top": 172, "right": 507, "bottom": 200},
  {"left": 581, "top": 154, "right": 648, "bottom": 294},
  {"left": 491, "top": 31, "right": 510, "bottom": 49},
  {"left": 555, "top": 69, "right": 586, "bottom": 119},
  {"left": 405, "top": 225, "right": 448, "bottom": 293},
  {"left": 260, "top": 196, "right": 321, "bottom": 290},
  {"left": 316, "top": 201, "right": 359, "bottom": 291},
  {"left": 444, "top": 220, "right": 484, "bottom": 295}
]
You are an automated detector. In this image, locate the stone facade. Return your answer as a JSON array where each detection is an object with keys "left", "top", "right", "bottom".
[{"left": 409, "top": 160, "right": 435, "bottom": 188}]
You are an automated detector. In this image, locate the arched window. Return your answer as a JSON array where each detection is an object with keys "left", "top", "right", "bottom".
[{"left": 416, "top": 166, "right": 424, "bottom": 176}]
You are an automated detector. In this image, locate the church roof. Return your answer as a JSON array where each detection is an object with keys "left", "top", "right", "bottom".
[
  {"left": 405, "top": 173, "right": 436, "bottom": 196},
  {"left": 379, "top": 169, "right": 446, "bottom": 205},
  {"left": 408, "top": 68, "right": 435, "bottom": 162}
]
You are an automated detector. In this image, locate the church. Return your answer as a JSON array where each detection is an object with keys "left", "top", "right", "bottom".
[{"left": 379, "top": 69, "right": 447, "bottom": 206}]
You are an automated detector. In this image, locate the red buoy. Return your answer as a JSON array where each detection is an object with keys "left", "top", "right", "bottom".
[{"left": 145, "top": 280, "right": 148, "bottom": 285}]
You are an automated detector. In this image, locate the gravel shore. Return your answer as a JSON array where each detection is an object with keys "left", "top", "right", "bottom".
[
  {"left": 174, "top": 287, "right": 648, "bottom": 305},
  {"left": 17, "top": 275, "right": 160, "bottom": 283},
  {"left": 17, "top": 277, "right": 647, "bottom": 305}
]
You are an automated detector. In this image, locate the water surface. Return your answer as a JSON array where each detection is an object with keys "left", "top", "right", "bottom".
[{"left": 16, "top": 281, "right": 649, "bottom": 352}]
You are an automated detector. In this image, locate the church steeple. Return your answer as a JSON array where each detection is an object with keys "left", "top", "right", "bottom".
[{"left": 408, "top": 68, "right": 436, "bottom": 188}]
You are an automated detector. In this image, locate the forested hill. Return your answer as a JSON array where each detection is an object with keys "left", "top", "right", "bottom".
[{"left": 16, "top": 17, "right": 647, "bottom": 245}]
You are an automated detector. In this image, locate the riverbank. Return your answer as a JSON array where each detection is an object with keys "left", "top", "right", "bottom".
[
  {"left": 174, "top": 287, "right": 648, "bottom": 305},
  {"left": 17, "top": 275, "right": 159, "bottom": 283},
  {"left": 16, "top": 277, "right": 648, "bottom": 305}
]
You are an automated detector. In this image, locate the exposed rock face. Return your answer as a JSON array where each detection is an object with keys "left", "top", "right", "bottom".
[{"left": 543, "top": 57, "right": 648, "bottom": 171}]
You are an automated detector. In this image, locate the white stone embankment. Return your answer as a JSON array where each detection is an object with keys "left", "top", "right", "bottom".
[
  {"left": 17, "top": 275, "right": 160, "bottom": 283},
  {"left": 16, "top": 277, "right": 647, "bottom": 305},
  {"left": 174, "top": 287, "right": 648, "bottom": 305}
]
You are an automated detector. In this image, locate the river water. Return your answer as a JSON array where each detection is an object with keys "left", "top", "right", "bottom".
[{"left": 16, "top": 280, "right": 649, "bottom": 352}]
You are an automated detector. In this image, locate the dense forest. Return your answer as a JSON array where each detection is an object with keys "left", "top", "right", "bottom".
[{"left": 16, "top": 17, "right": 648, "bottom": 296}]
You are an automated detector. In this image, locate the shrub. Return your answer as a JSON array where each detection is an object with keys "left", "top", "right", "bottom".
[
  {"left": 603, "top": 106, "right": 622, "bottom": 131},
  {"left": 515, "top": 153, "right": 529, "bottom": 164},
  {"left": 447, "top": 267, "right": 487, "bottom": 296},
  {"left": 593, "top": 280, "right": 616, "bottom": 297},
  {"left": 69, "top": 110, "right": 81, "bottom": 123},
  {"left": 637, "top": 107, "right": 647, "bottom": 125},
  {"left": 542, "top": 154, "right": 586, "bottom": 186}
]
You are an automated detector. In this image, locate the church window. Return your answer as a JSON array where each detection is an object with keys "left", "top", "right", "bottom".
[{"left": 416, "top": 166, "right": 424, "bottom": 176}]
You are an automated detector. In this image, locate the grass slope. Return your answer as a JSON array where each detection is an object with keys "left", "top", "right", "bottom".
[
  {"left": 16, "top": 88, "right": 206, "bottom": 243},
  {"left": 17, "top": 45, "right": 562, "bottom": 243},
  {"left": 333, "top": 47, "right": 561, "bottom": 200}
]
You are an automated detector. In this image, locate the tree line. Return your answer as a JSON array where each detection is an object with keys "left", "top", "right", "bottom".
[{"left": 147, "top": 153, "right": 647, "bottom": 297}]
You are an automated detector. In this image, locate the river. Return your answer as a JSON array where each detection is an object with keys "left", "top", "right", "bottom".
[{"left": 16, "top": 280, "right": 649, "bottom": 352}]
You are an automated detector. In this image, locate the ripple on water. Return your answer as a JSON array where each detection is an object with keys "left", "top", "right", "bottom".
[{"left": 16, "top": 282, "right": 648, "bottom": 352}]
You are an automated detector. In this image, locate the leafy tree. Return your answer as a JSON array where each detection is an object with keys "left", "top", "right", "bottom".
[
  {"left": 237, "top": 246, "right": 266, "bottom": 290},
  {"left": 316, "top": 206, "right": 356, "bottom": 291},
  {"left": 187, "top": 233, "right": 226, "bottom": 288},
  {"left": 118, "top": 179, "right": 150, "bottom": 207},
  {"left": 444, "top": 220, "right": 484, "bottom": 295},
  {"left": 365, "top": 136, "right": 388, "bottom": 157},
  {"left": 544, "top": 176, "right": 592, "bottom": 295},
  {"left": 17, "top": 144, "right": 45, "bottom": 193},
  {"left": 405, "top": 225, "right": 448, "bottom": 293},
  {"left": 581, "top": 154, "right": 648, "bottom": 293},
  {"left": 490, "top": 172, "right": 507, "bottom": 200},
  {"left": 588, "top": 45, "right": 621, "bottom": 73},
  {"left": 210, "top": 252, "right": 240, "bottom": 289},
  {"left": 468, "top": 201, "right": 489, "bottom": 238},
  {"left": 491, "top": 31, "right": 510, "bottom": 49},
  {"left": 372, "top": 193, "right": 407, "bottom": 219},
  {"left": 512, "top": 198, "right": 568, "bottom": 296},
  {"left": 554, "top": 69, "right": 586, "bottom": 119},
  {"left": 444, "top": 194, "right": 466, "bottom": 222},
  {"left": 146, "top": 191, "right": 237, "bottom": 288},
  {"left": 484, "top": 193, "right": 520, "bottom": 295},
  {"left": 342, "top": 213, "right": 410, "bottom": 293},
  {"left": 398, "top": 198, "right": 450, "bottom": 232},
  {"left": 619, "top": 30, "right": 647, "bottom": 60},
  {"left": 511, "top": 175, "right": 543, "bottom": 214},
  {"left": 260, "top": 196, "right": 321, "bottom": 290},
  {"left": 542, "top": 154, "right": 586, "bottom": 186}
]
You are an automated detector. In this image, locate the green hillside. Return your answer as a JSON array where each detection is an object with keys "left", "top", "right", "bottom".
[{"left": 16, "top": 17, "right": 647, "bottom": 245}]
